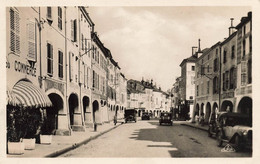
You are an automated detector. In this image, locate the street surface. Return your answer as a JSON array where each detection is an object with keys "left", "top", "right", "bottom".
[{"left": 60, "top": 118, "right": 252, "bottom": 157}]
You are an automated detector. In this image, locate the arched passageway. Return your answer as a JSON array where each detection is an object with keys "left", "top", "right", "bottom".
[
  {"left": 221, "top": 100, "right": 233, "bottom": 112},
  {"left": 92, "top": 100, "right": 99, "bottom": 122},
  {"left": 205, "top": 102, "right": 211, "bottom": 123},
  {"left": 237, "top": 97, "right": 252, "bottom": 116},
  {"left": 82, "top": 96, "right": 90, "bottom": 121},
  {"left": 47, "top": 93, "right": 63, "bottom": 134},
  {"left": 68, "top": 94, "right": 79, "bottom": 126}
]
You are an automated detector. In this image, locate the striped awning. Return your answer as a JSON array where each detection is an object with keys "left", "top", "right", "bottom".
[
  {"left": 6, "top": 88, "right": 18, "bottom": 106},
  {"left": 12, "top": 81, "right": 52, "bottom": 108}
]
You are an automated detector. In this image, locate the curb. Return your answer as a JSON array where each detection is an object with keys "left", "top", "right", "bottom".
[
  {"left": 44, "top": 123, "right": 123, "bottom": 157},
  {"left": 180, "top": 123, "right": 208, "bottom": 132}
]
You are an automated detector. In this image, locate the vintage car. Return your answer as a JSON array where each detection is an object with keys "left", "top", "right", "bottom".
[
  {"left": 141, "top": 112, "right": 150, "bottom": 120},
  {"left": 215, "top": 112, "right": 252, "bottom": 151},
  {"left": 124, "top": 109, "right": 137, "bottom": 123},
  {"left": 159, "top": 112, "right": 173, "bottom": 126}
]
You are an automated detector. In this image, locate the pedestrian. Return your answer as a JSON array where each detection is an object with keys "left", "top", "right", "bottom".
[
  {"left": 200, "top": 113, "right": 205, "bottom": 126},
  {"left": 114, "top": 115, "right": 117, "bottom": 126}
]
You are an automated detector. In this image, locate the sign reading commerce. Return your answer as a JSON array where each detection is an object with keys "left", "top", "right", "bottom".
[{"left": 14, "top": 60, "right": 36, "bottom": 77}]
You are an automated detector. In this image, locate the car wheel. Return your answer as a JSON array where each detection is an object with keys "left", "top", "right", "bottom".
[
  {"left": 170, "top": 122, "right": 173, "bottom": 126},
  {"left": 234, "top": 135, "right": 242, "bottom": 151},
  {"left": 217, "top": 131, "right": 223, "bottom": 147}
]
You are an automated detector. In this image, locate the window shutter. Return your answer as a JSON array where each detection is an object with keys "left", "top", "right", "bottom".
[
  {"left": 69, "top": 52, "right": 74, "bottom": 81},
  {"left": 241, "top": 61, "right": 247, "bottom": 85},
  {"left": 27, "top": 20, "right": 37, "bottom": 62},
  {"left": 73, "top": 19, "right": 77, "bottom": 41},
  {"left": 15, "top": 11, "right": 20, "bottom": 52},
  {"left": 71, "top": 20, "right": 74, "bottom": 41},
  {"left": 51, "top": 44, "right": 53, "bottom": 74},
  {"left": 79, "top": 61, "right": 84, "bottom": 84}
]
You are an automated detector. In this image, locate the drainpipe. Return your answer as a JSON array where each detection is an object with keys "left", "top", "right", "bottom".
[
  {"left": 64, "top": 6, "right": 72, "bottom": 133},
  {"left": 218, "top": 47, "right": 222, "bottom": 113},
  {"left": 38, "top": 7, "right": 42, "bottom": 88}
]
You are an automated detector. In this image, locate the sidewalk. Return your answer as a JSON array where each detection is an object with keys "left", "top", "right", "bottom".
[
  {"left": 180, "top": 121, "right": 208, "bottom": 132},
  {"left": 7, "top": 120, "right": 124, "bottom": 158}
]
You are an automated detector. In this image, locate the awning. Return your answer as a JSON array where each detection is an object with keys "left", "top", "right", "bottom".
[
  {"left": 12, "top": 81, "right": 52, "bottom": 108},
  {"left": 6, "top": 88, "right": 18, "bottom": 106}
]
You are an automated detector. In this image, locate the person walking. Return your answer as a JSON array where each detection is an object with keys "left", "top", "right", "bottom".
[{"left": 114, "top": 115, "right": 117, "bottom": 126}]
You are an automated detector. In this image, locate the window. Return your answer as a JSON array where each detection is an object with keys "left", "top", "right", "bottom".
[
  {"left": 196, "top": 85, "right": 199, "bottom": 96},
  {"left": 58, "top": 7, "right": 62, "bottom": 30},
  {"left": 47, "top": 43, "right": 53, "bottom": 75},
  {"left": 81, "top": 34, "right": 84, "bottom": 50},
  {"left": 225, "top": 71, "right": 229, "bottom": 90},
  {"left": 10, "top": 8, "right": 20, "bottom": 53},
  {"left": 213, "top": 77, "right": 218, "bottom": 94},
  {"left": 71, "top": 19, "right": 77, "bottom": 42},
  {"left": 93, "top": 70, "right": 95, "bottom": 88},
  {"left": 248, "top": 59, "right": 252, "bottom": 84},
  {"left": 229, "top": 68, "right": 234, "bottom": 89},
  {"left": 216, "top": 48, "right": 218, "bottom": 56},
  {"left": 69, "top": 52, "right": 74, "bottom": 81},
  {"left": 231, "top": 45, "right": 235, "bottom": 59},
  {"left": 222, "top": 74, "right": 225, "bottom": 91},
  {"left": 27, "top": 20, "right": 36, "bottom": 62},
  {"left": 223, "top": 50, "right": 227, "bottom": 63},
  {"left": 249, "top": 35, "right": 252, "bottom": 53},
  {"left": 243, "top": 25, "right": 246, "bottom": 36},
  {"left": 47, "top": 7, "right": 52, "bottom": 19},
  {"left": 242, "top": 40, "right": 246, "bottom": 58},
  {"left": 207, "top": 81, "right": 210, "bottom": 94},
  {"left": 241, "top": 61, "right": 247, "bottom": 86},
  {"left": 192, "top": 66, "right": 195, "bottom": 71},
  {"left": 58, "top": 50, "right": 63, "bottom": 78},
  {"left": 214, "top": 58, "right": 218, "bottom": 72},
  {"left": 207, "top": 65, "right": 210, "bottom": 73}
]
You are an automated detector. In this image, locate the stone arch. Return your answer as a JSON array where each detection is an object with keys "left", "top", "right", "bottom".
[
  {"left": 82, "top": 96, "right": 90, "bottom": 121},
  {"left": 237, "top": 97, "right": 252, "bottom": 115},
  {"left": 205, "top": 102, "right": 211, "bottom": 124},
  {"left": 47, "top": 93, "right": 63, "bottom": 133},
  {"left": 200, "top": 103, "right": 204, "bottom": 115},
  {"left": 68, "top": 93, "right": 79, "bottom": 126},
  {"left": 92, "top": 100, "right": 99, "bottom": 122},
  {"left": 221, "top": 100, "right": 233, "bottom": 112}
]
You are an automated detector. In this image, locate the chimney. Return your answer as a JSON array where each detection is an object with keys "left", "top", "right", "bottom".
[
  {"left": 196, "top": 39, "right": 203, "bottom": 58},
  {"left": 192, "top": 46, "right": 198, "bottom": 57},
  {"left": 229, "top": 18, "right": 236, "bottom": 36},
  {"left": 198, "top": 38, "right": 202, "bottom": 53}
]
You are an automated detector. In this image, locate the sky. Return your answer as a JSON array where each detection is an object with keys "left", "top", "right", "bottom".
[{"left": 87, "top": 6, "right": 251, "bottom": 91}]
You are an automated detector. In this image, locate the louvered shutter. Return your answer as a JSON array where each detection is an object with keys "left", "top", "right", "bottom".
[
  {"left": 27, "top": 20, "right": 37, "bottom": 62},
  {"left": 79, "top": 61, "right": 84, "bottom": 84},
  {"left": 241, "top": 61, "right": 247, "bottom": 86},
  {"left": 71, "top": 20, "right": 74, "bottom": 41},
  {"left": 69, "top": 52, "right": 74, "bottom": 81},
  {"left": 15, "top": 11, "right": 20, "bottom": 52},
  {"left": 74, "top": 19, "right": 77, "bottom": 41}
]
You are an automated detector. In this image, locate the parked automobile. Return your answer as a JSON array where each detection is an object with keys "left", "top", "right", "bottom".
[
  {"left": 159, "top": 112, "right": 173, "bottom": 126},
  {"left": 124, "top": 109, "right": 137, "bottom": 123},
  {"left": 215, "top": 112, "right": 252, "bottom": 151},
  {"left": 141, "top": 112, "right": 150, "bottom": 120}
]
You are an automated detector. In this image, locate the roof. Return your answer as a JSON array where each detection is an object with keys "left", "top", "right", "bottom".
[
  {"left": 220, "top": 31, "right": 237, "bottom": 46},
  {"left": 91, "top": 32, "right": 108, "bottom": 57},
  {"left": 179, "top": 55, "right": 197, "bottom": 67},
  {"left": 236, "top": 12, "right": 252, "bottom": 29}
]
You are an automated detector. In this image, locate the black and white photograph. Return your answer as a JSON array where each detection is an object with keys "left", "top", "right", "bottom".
[{"left": 1, "top": 0, "right": 260, "bottom": 163}]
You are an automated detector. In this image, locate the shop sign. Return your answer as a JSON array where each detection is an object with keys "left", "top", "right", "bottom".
[
  {"left": 14, "top": 60, "right": 36, "bottom": 77},
  {"left": 45, "top": 79, "right": 64, "bottom": 95},
  {"left": 221, "top": 92, "right": 234, "bottom": 99}
]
